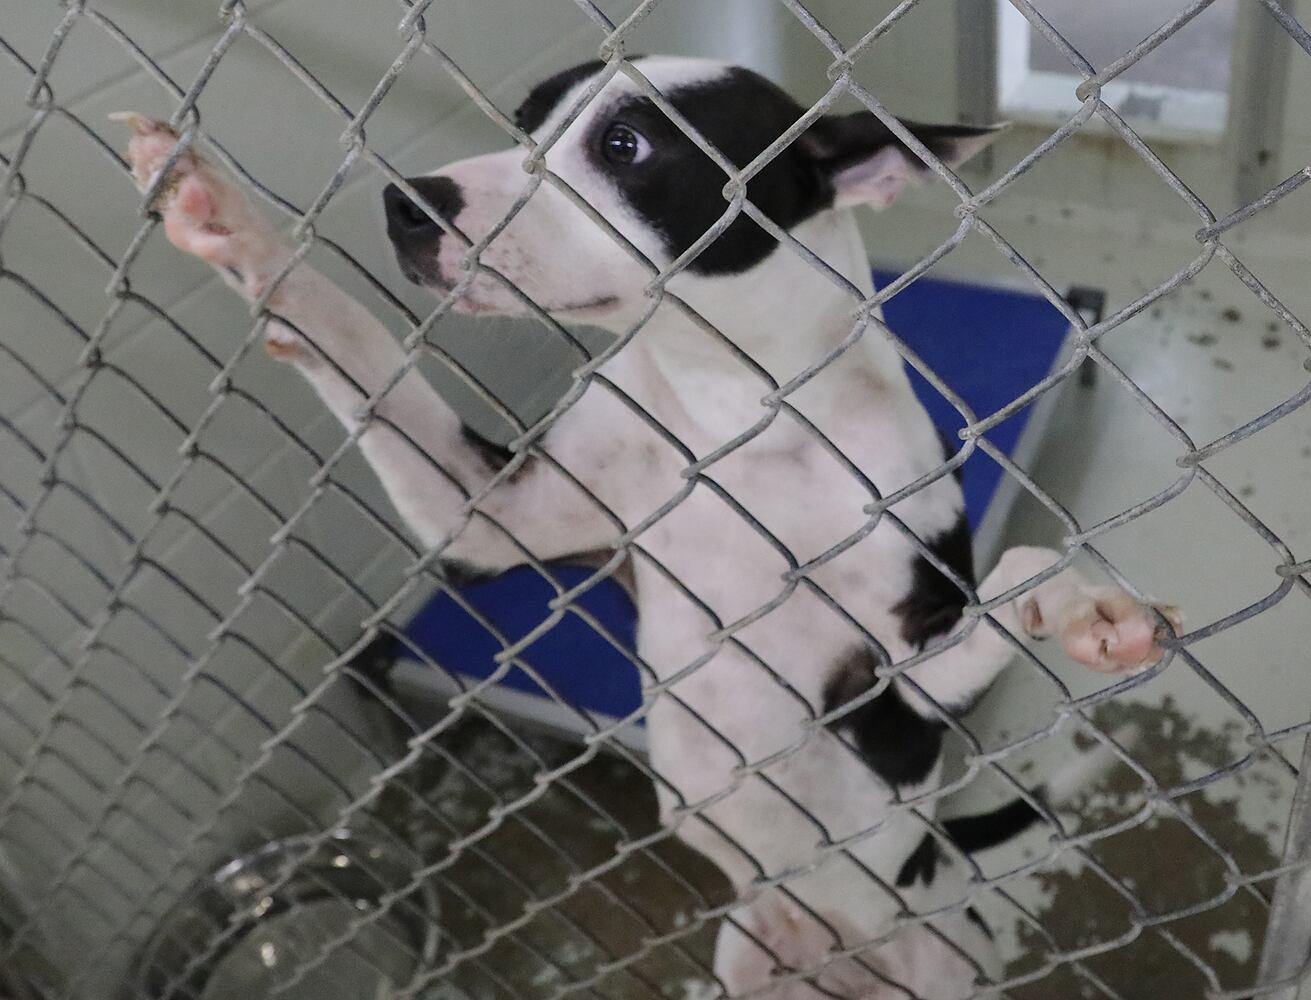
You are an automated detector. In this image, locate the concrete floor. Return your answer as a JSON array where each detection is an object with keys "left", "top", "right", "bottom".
[
  {"left": 402, "top": 718, "right": 723, "bottom": 1000},
  {"left": 384, "top": 265, "right": 1310, "bottom": 1000},
  {"left": 963, "top": 269, "right": 1311, "bottom": 999}
]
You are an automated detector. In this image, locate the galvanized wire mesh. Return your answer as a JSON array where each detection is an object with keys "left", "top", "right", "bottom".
[{"left": 1, "top": 1, "right": 1310, "bottom": 999}]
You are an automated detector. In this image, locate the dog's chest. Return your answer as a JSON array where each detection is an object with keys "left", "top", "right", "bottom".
[{"left": 551, "top": 366, "right": 963, "bottom": 657}]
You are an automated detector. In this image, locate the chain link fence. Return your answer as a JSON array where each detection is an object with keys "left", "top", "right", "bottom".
[{"left": 1, "top": 0, "right": 1310, "bottom": 998}]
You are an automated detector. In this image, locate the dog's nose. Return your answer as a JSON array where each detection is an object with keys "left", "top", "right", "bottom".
[{"left": 383, "top": 176, "right": 464, "bottom": 239}]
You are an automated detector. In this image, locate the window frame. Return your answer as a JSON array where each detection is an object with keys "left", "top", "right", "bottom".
[{"left": 994, "top": 0, "right": 1233, "bottom": 143}]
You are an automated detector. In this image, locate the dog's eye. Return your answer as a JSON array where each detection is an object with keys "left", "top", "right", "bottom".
[{"left": 601, "top": 123, "right": 650, "bottom": 165}]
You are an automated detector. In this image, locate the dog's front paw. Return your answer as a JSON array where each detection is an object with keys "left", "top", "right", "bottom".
[
  {"left": 1023, "top": 586, "right": 1182, "bottom": 674},
  {"left": 114, "top": 113, "right": 304, "bottom": 360},
  {"left": 115, "top": 114, "right": 272, "bottom": 271}
]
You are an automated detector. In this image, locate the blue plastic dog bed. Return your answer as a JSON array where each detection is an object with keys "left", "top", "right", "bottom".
[{"left": 397, "top": 272, "right": 1075, "bottom": 736}]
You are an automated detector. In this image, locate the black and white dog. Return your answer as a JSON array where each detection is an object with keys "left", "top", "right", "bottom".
[{"left": 118, "top": 56, "right": 1177, "bottom": 999}]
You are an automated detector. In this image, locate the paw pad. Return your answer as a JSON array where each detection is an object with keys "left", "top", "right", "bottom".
[{"left": 1060, "top": 591, "right": 1182, "bottom": 674}]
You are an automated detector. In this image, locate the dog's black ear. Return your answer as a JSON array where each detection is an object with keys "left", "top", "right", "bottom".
[{"left": 800, "top": 113, "right": 1005, "bottom": 210}]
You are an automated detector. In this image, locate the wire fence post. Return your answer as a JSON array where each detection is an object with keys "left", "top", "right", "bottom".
[{"left": 1257, "top": 734, "right": 1311, "bottom": 1000}]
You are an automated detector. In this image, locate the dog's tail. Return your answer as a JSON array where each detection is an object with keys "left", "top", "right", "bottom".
[
  {"left": 947, "top": 731, "right": 1130, "bottom": 851},
  {"left": 897, "top": 730, "right": 1133, "bottom": 887}
]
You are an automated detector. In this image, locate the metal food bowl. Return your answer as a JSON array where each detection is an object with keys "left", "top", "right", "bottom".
[{"left": 134, "top": 828, "right": 440, "bottom": 1000}]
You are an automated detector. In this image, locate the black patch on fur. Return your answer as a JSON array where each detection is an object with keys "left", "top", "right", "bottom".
[
  {"left": 896, "top": 795, "right": 1047, "bottom": 888},
  {"left": 892, "top": 512, "right": 974, "bottom": 650},
  {"left": 586, "top": 67, "right": 836, "bottom": 275},
  {"left": 936, "top": 426, "right": 965, "bottom": 483},
  {"left": 514, "top": 60, "right": 994, "bottom": 275},
  {"left": 344, "top": 632, "right": 404, "bottom": 698},
  {"left": 964, "top": 906, "right": 994, "bottom": 941},
  {"left": 941, "top": 796, "right": 1045, "bottom": 853},
  {"left": 460, "top": 424, "right": 517, "bottom": 473},
  {"left": 822, "top": 649, "right": 944, "bottom": 788},
  {"left": 439, "top": 558, "right": 496, "bottom": 589},
  {"left": 803, "top": 114, "right": 994, "bottom": 179},
  {"left": 895, "top": 833, "right": 940, "bottom": 887},
  {"left": 515, "top": 60, "right": 606, "bottom": 133}
]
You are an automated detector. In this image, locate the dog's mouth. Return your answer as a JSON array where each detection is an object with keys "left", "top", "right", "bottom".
[
  {"left": 403, "top": 264, "right": 620, "bottom": 318},
  {"left": 543, "top": 294, "right": 621, "bottom": 318}
]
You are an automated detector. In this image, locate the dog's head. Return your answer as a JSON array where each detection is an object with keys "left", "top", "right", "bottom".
[{"left": 384, "top": 56, "right": 999, "bottom": 324}]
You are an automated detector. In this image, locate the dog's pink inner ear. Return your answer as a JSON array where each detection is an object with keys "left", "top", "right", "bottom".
[
  {"left": 802, "top": 114, "right": 1005, "bottom": 211},
  {"left": 829, "top": 147, "right": 918, "bottom": 210}
]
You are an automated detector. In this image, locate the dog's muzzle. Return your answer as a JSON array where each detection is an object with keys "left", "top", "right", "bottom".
[{"left": 383, "top": 176, "right": 464, "bottom": 285}]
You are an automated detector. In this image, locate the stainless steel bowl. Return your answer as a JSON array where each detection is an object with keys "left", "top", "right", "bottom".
[{"left": 134, "top": 827, "right": 440, "bottom": 1000}]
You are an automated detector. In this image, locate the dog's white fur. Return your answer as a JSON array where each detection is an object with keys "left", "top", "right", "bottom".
[{"left": 117, "top": 56, "right": 1175, "bottom": 999}]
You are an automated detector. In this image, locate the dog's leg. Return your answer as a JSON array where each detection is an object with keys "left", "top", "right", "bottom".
[
  {"left": 118, "top": 115, "right": 613, "bottom": 566},
  {"left": 715, "top": 895, "right": 891, "bottom": 1000},
  {"left": 716, "top": 891, "right": 989, "bottom": 1000},
  {"left": 903, "top": 545, "right": 1181, "bottom": 714}
]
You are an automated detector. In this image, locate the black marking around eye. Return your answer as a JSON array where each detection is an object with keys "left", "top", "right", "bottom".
[
  {"left": 588, "top": 67, "right": 835, "bottom": 276},
  {"left": 892, "top": 510, "right": 974, "bottom": 651},
  {"left": 822, "top": 649, "right": 944, "bottom": 788},
  {"left": 514, "top": 59, "right": 607, "bottom": 134}
]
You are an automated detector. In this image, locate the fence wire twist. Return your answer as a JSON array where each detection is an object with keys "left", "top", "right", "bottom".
[{"left": 1, "top": 0, "right": 1310, "bottom": 998}]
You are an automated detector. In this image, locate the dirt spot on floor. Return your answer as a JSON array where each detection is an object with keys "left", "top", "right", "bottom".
[
  {"left": 1221, "top": 307, "right": 1242, "bottom": 323},
  {"left": 1187, "top": 332, "right": 1217, "bottom": 347},
  {"left": 375, "top": 715, "right": 723, "bottom": 1000},
  {"left": 393, "top": 701, "right": 1287, "bottom": 1000},
  {"left": 1212, "top": 357, "right": 1234, "bottom": 371},
  {"left": 1007, "top": 699, "right": 1282, "bottom": 1000}
]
